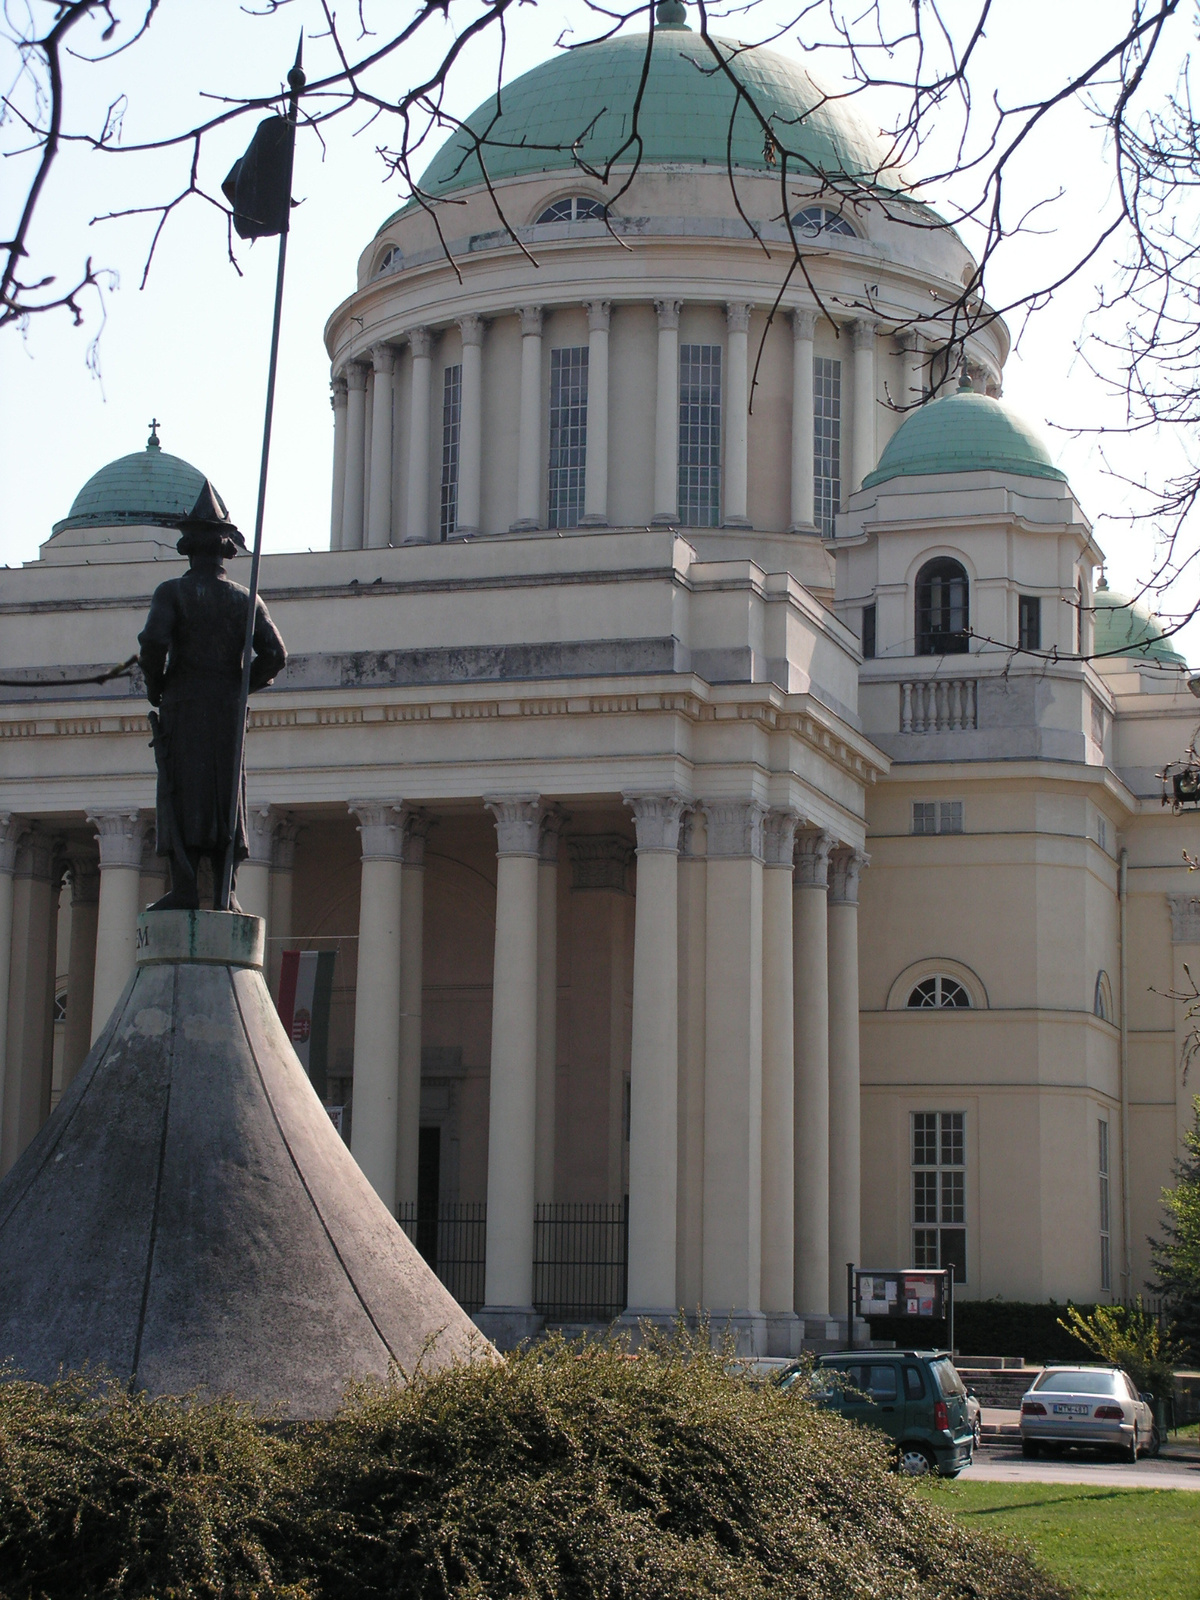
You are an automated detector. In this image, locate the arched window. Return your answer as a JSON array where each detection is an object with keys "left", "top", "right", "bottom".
[
  {"left": 915, "top": 558, "right": 970, "bottom": 655},
  {"left": 375, "top": 246, "right": 402, "bottom": 277},
  {"left": 535, "top": 196, "right": 606, "bottom": 225},
  {"left": 53, "top": 989, "right": 68, "bottom": 1024},
  {"left": 907, "top": 975, "right": 972, "bottom": 1009},
  {"left": 1094, "top": 970, "right": 1114, "bottom": 1023},
  {"left": 790, "top": 205, "right": 856, "bottom": 237}
]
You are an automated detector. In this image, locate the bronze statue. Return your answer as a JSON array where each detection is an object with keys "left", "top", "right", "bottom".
[{"left": 138, "top": 483, "right": 287, "bottom": 910}]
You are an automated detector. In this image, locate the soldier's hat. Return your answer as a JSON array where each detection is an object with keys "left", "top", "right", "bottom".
[{"left": 175, "top": 481, "right": 247, "bottom": 559}]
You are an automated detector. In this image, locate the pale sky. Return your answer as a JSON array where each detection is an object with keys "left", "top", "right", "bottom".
[{"left": 2, "top": 0, "right": 1195, "bottom": 658}]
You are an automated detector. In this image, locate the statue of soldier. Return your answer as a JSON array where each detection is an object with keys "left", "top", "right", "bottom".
[{"left": 138, "top": 482, "right": 287, "bottom": 911}]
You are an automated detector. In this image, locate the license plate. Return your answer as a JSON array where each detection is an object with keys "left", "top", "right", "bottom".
[{"left": 1052, "top": 1403, "right": 1089, "bottom": 1415}]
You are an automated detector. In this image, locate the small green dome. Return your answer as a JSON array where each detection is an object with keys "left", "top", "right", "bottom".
[
  {"left": 1093, "top": 580, "right": 1186, "bottom": 667},
  {"left": 407, "top": 29, "right": 904, "bottom": 208},
  {"left": 862, "top": 390, "right": 1067, "bottom": 490},
  {"left": 54, "top": 426, "right": 212, "bottom": 535}
]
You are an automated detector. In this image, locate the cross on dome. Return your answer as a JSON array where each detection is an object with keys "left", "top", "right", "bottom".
[{"left": 147, "top": 418, "right": 162, "bottom": 450}]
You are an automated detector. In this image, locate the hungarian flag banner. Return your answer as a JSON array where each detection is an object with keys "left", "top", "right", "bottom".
[{"left": 278, "top": 950, "right": 335, "bottom": 1100}]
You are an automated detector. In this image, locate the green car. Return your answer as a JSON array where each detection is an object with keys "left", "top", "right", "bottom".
[{"left": 780, "top": 1349, "right": 975, "bottom": 1478}]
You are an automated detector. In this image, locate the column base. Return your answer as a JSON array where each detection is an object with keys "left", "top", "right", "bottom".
[
  {"left": 508, "top": 518, "right": 540, "bottom": 533},
  {"left": 797, "top": 1313, "right": 872, "bottom": 1352},
  {"left": 787, "top": 521, "right": 819, "bottom": 535},
  {"left": 764, "top": 1310, "right": 802, "bottom": 1358},
  {"left": 401, "top": 535, "right": 433, "bottom": 545},
  {"left": 650, "top": 513, "right": 678, "bottom": 527},
  {"left": 473, "top": 1306, "right": 545, "bottom": 1350},
  {"left": 578, "top": 513, "right": 609, "bottom": 527},
  {"left": 721, "top": 516, "right": 753, "bottom": 529},
  {"left": 704, "top": 1309, "right": 768, "bottom": 1356},
  {"left": 614, "top": 1306, "right": 682, "bottom": 1346}
]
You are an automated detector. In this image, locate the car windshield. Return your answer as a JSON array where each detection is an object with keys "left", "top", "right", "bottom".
[
  {"left": 1034, "top": 1370, "right": 1119, "bottom": 1395},
  {"left": 930, "top": 1358, "right": 966, "bottom": 1398}
]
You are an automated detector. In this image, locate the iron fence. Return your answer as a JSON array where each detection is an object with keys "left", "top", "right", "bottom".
[{"left": 397, "top": 1202, "right": 486, "bottom": 1313}]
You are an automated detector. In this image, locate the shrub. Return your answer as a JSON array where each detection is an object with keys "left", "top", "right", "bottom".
[
  {"left": 1057, "top": 1300, "right": 1183, "bottom": 1398},
  {"left": 1151, "top": 1093, "right": 1200, "bottom": 1360}
]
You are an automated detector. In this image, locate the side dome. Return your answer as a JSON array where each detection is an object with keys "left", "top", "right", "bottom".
[
  {"left": 1093, "top": 578, "right": 1186, "bottom": 667},
  {"left": 53, "top": 426, "right": 212, "bottom": 535},
  {"left": 862, "top": 390, "right": 1067, "bottom": 490},
  {"left": 408, "top": 27, "right": 905, "bottom": 206}
]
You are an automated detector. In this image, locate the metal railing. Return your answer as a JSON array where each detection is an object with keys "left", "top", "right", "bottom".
[
  {"left": 900, "top": 678, "right": 978, "bottom": 733},
  {"left": 397, "top": 1202, "right": 487, "bottom": 1313}
]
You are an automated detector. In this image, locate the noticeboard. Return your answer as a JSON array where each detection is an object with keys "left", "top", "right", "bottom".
[{"left": 855, "top": 1269, "right": 948, "bottom": 1321}]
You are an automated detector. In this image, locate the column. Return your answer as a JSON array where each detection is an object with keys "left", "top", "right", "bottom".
[
  {"left": 622, "top": 793, "right": 685, "bottom": 1318},
  {"left": 851, "top": 318, "right": 877, "bottom": 492},
  {"left": 790, "top": 309, "right": 816, "bottom": 530},
  {"left": 341, "top": 361, "right": 368, "bottom": 550},
  {"left": 652, "top": 298, "right": 682, "bottom": 524},
  {"left": 511, "top": 306, "right": 544, "bottom": 531},
  {"left": 87, "top": 808, "right": 146, "bottom": 1043},
  {"left": 582, "top": 300, "right": 610, "bottom": 525},
  {"left": 268, "top": 817, "right": 298, "bottom": 999},
  {"left": 367, "top": 343, "right": 396, "bottom": 548},
  {"left": 457, "top": 315, "right": 484, "bottom": 535},
  {"left": 348, "top": 799, "right": 405, "bottom": 1210},
  {"left": 0, "top": 817, "right": 19, "bottom": 1166},
  {"left": 61, "top": 853, "right": 99, "bottom": 1088},
  {"left": 238, "top": 804, "right": 274, "bottom": 924},
  {"left": 329, "top": 374, "right": 348, "bottom": 551},
  {"left": 535, "top": 810, "right": 562, "bottom": 1205},
  {"left": 396, "top": 810, "right": 429, "bottom": 1212},
  {"left": 793, "top": 828, "right": 832, "bottom": 1321},
  {"left": 139, "top": 831, "right": 167, "bottom": 910},
  {"left": 480, "top": 794, "right": 542, "bottom": 1342},
  {"left": 761, "top": 808, "right": 799, "bottom": 1355},
  {"left": 2, "top": 828, "right": 58, "bottom": 1174},
  {"left": 896, "top": 328, "right": 925, "bottom": 410},
  {"left": 723, "top": 302, "right": 752, "bottom": 528},
  {"left": 676, "top": 809, "right": 707, "bottom": 1312},
  {"left": 404, "top": 327, "right": 434, "bottom": 544},
  {"left": 828, "top": 846, "right": 866, "bottom": 1316},
  {"left": 701, "top": 799, "right": 766, "bottom": 1352}
]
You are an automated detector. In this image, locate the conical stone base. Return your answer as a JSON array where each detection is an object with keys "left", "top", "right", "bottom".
[{"left": 0, "top": 910, "right": 488, "bottom": 1417}]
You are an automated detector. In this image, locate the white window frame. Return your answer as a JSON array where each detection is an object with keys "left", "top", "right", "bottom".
[
  {"left": 911, "top": 1110, "right": 967, "bottom": 1282},
  {"left": 911, "top": 799, "right": 963, "bottom": 835}
]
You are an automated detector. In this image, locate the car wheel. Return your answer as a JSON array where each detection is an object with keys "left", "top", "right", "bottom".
[
  {"left": 1021, "top": 1439, "right": 1040, "bottom": 1459},
  {"left": 898, "top": 1444, "right": 936, "bottom": 1478},
  {"left": 1148, "top": 1425, "right": 1161, "bottom": 1459},
  {"left": 1124, "top": 1433, "right": 1138, "bottom": 1464},
  {"left": 973, "top": 1419, "right": 983, "bottom": 1450}
]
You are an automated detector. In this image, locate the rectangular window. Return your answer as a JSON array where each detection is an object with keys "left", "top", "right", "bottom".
[
  {"left": 814, "top": 356, "right": 842, "bottom": 537},
  {"left": 911, "top": 800, "right": 963, "bottom": 835},
  {"left": 861, "top": 603, "right": 877, "bottom": 660},
  {"left": 678, "top": 343, "right": 722, "bottom": 527},
  {"left": 912, "top": 801, "right": 937, "bottom": 836},
  {"left": 1099, "top": 1119, "right": 1111, "bottom": 1292},
  {"left": 939, "top": 800, "right": 963, "bottom": 834},
  {"left": 912, "top": 1111, "right": 967, "bottom": 1281},
  {"left": 548, "top": 346, "right": 588, "bottom": 528},
  {"left": 439, "top": 363, "right": 462, "bottom": 541},
  {"left": 1019, "top": 594, "right": 1042, "bottom": 651},
  {"left": 1097, "top": 814, "right": 1108, "bottom": 854}
]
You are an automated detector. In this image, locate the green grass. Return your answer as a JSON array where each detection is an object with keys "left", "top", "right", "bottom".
[
  {"left": 917, "top": 1480, "right": 1200, "bottom": 1600},
  {"left": 1174, "top": 1419, "right": 1199, "bottom": 1441}
]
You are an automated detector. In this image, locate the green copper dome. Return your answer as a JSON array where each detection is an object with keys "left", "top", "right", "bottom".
[
  {"left": 408, "top": 28, "right": 905, "bottom": 206},
  {"left": 1092, "top": 579, "right": 1186, "bottom": 667},
  {"left": 862, "top": 390, "right": 1068, "bottom": 490},
  {"left": 53, "top": 426, "right": 212, "bottom": 535}
]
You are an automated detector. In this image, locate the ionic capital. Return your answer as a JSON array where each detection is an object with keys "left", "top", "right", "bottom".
[
  {"left": 851, "top": 318, "right": 876, "bottom": 352},
  {"left": 403, "top": 809, "right": 432, "bottom": 868},
  {"left": 244, "top": 803, "right": 276, "bottom": 867},
  {"left": 623, "top": 792, "right": 686, "bottom": 854},
  {"left": 791, "top": 307, "right": 818, "bottom": 342},
  {"left": 701, "top": 798, "right": 767, "bottom": 861},
  {"left": 370, "top": 342, "right": 396, "bottom": 376},
  {"left": 518, "top": 305, "right": 544, "bottom": 338},
  {"left": 0, "top": 814, "right": 22, "bottom": 876},
  {"left": 68, "top": 853, "right": 101, "bottom": 906},
  {"left": 726, "top": 302, "right": 753, "bottom": 335},
  {"left": 87, "top": 808, "right": 148, "bottom": 871},
  {"left": 349, "top": 799, "right": 406, "bottom": 861},
  {"left": 762, "top": 808, "right": 801, "bottom": 867},
  {"left": 408, "top": 325, "right": 434, "bottom": 361},
  {"left": 484, "top": 794, "right": 543, "bottom": 857},
  {"left": 330, "top": 373, "right": 348, "bottom": 411},
  {"left": 344, "top": 361, "right": 369, "bottom": 392},
  {"left": 793, "top": 828, "right": 833, "bottom": 888},
  {"left": 459, "top": 314, "right": 485, "bottom": 348},
  {"left": 654, "top": 298, "right": 682, "bottom": 331},
  {"left": 828, "top": 845, "right": 869, "bottom": 905},
  {"left": 585, "top": 299, "right": 611, "bottom": 334}
]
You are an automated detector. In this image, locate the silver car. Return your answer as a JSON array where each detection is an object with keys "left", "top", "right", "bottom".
[{"left": 1020, "top": 1365, "right": 1157, "bottom": 1461}]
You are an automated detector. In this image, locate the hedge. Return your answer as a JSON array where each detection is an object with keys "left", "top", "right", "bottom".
[{"left": 866, "top": 1300, "right": 1099, "bottom": 1364}]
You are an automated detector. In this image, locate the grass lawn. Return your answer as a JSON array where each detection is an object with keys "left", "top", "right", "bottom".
[{"left": 917, "top": 1480, "right": 1200, "bottom": 1600}]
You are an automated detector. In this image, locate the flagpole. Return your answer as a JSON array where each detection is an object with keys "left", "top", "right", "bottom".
[{"left": 219, "top": 39, "right": 305, "bottom": 911}]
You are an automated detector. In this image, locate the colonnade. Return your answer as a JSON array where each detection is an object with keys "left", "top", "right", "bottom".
[{"left": 330, "top": 300, "right": 917, "bottom": 550}]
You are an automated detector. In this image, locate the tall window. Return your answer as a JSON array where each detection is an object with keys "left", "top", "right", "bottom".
[
  {"left": 915, "top": 558, "right": 969, "bottom": 654},
  {"left": 912, "top": 1111, "right": 966, "bottom": 1281},
  {"left": 813, "top": 356, "right": 842, "bottom": 537},
  {"left": 439, "top": 364, "right": 461, "bottom": 541},
  {"left": 548, "top": 346, "right": 589, "bottom": 529},
  {"left": 1019, "top": 594, "right": 1042, "bottom": 651},
  {"left": 678, "top": 343, "right": 722, "bottom": 527},
  {"left": 861, "top": 603, "right": 877, "bottom": 659},
  {"left": 1099, "top": 1120, "right": 1111, "bottom": 1291}
]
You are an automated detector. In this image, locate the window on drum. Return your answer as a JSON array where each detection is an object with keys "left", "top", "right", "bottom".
[
  {"left": 548, "top": 346, "right": 588, "bottom": 529},
  {"left": 790, "top": 205, "right": 856, "bottom": 237},
  {"left": 907, "top": 975, "right": 972, "bottom": 1009},
  {"left": 813, "top": 356, "right": 842, "bottom": 537},
  {"left": 678, "top": 343, "right": 722, "bottom": 527},
  {"left": 912, "top": 1111, "right": 967, "bottom": 1281},
  {"left": 439, "top": 364, "right": 462, "bottom": 541},
  {"left": 535, "top": 196, "right": 607, "bottom": 224}
]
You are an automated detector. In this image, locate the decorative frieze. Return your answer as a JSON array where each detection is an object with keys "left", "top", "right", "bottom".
[
  {"left": 623, "top": 792, "right": 686, "bottom": 854},
  {"left": 793, "top": 828, "right": 833, "bottom": 888},
  {"left": 87, "top": 808, "right": 147, "bottom": 870},
  {"left": 567, "top": 834, "right": 634, "bottom": 891},
  {"left": 828, "top": 846, "right": 868, "bottom": 906},
  {"left": 349, "top": 799, "right": 406, "bottom": 861},
  {"left": 484, "top": 794, "right": 543, "bottom": 857},
  {"left": 701, "top": 799, "right": 767, "bottom": 860},
  {"left": 1167, "top": 892, "right": 1200, "bottom": 945}
]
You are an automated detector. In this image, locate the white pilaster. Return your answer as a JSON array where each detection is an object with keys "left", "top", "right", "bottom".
[
  {"left": 329, "top": 374, "right": 348, "bottom": 551},
  {"left": 367, "top": 343, "right": 396, "bottom": 549},
  {"left": 404, "top": 327, "right": 434, "bottom": 544},
  {"left": 512, "top": 306, "right": 544, "bottom": 531},
  {"left": 457, "top": 315, "right": 484, "bottom": 535},
  {"left": 481, "top": 794, "right": 543, "bottom": 1327},
  {"left": 581, "top": 300, "right": 610, "bottom": 525},
  {"left": 793, "top": 828, "right": 832, "bottom": 1320},
  {"left": 761, "top": 808, "right": 799, "bottom": 1354},
  {"left": 239, "top": 804, "right": 274, "bottom": 925},
  {"left": 828, "top": 846, "right": 866, "bottom": 1314},
  {"left": 341, "top": 361, "right": 368, "bottom": 551},
  {"left": 676, "top": 808, "right": 707, "bottom": 1311},
  {"left": 396, "top": 810, "right": 429, "bottom": 1211},
  {"left": 623, "top": 792, "right": 685, "bottom": 1316},
  {"left": 790, "top": 309, "right": 816, "bottom": 530},
  {"left": 349, "top": 799, "right": 405, "bottom": 1210},
  {"left": 87, "top": 809, "right": 147, "bottom": 1043},
  {"left": 851, "top": 319, "right": 877, "bottom": 492},
  {"left": 535, "top": 810, "right": 562, "bottom": 1205},
  {"left": 62, "top": 853, "right": 99, "bottom": 1089},
  {"left": 652, "top": 298, "right": 682, "bottom": 524},
  {"left": 723, "top": 302, "right": 752, "bottom": 528}
]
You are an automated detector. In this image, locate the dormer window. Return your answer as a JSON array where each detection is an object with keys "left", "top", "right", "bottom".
[
  {"left": 916, "top": 558, "right": 969, "bottom": 655},
  {"left": 535, "top": 196, "right": 607, "bottom": 225},
  {"left": 375, "top": 246, "right": 402, "bottom": 277},
  {"left": 791, "top": 205, "right": 856, "bottom": 237}
]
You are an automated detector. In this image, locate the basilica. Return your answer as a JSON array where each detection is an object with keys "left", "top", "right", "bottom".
[{"left": 1, "top": 6, "right": 1196, "bottom": 1352}]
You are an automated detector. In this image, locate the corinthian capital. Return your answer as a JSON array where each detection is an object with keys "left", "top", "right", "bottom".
[
  {"left": 518, "top": 305, "right": 544, "bottom": 337},
  {"left": 349, "top": 799, "right": 406, "bottom": 861},
  {"left": 408, "top": 326, "right": 434, "bottom": 360},
  {"left": 701, "top": 799, "right": 767, "bottom": 861},
  {"left": 654, "top": 298, "right": 682, "bottom": 330},
  {"left": 791, "top": 307, "right": 817, "bottom": 342},
  {"left": 585, "top": 299, "right": 611, "bottom": 333},
  {"left": 726, "top": 302, "right": 753, "bottom": 334},
  {"left": 484, "top": 794, "right": 543, "bottom": 857},
  {"left": 828, "top": 845, "right": 869, "bottom": 905},
  {"left": 458, "top": 314, "right": 484, "bottom": 347},
  {"left": 623, "top": 792, "right": 686, "bottom": 854},
  {"left": 370, "top": 342, "right": 396, "bottom": 375},
  {"left": 793, "top": 828, "right": 833, "bottom": 888},
  {"left": 87, "top": 808, "right": 148, "bottom": 870}
]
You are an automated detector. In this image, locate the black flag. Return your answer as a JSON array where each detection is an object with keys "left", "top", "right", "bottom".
[{"left": 222, "top": 117, "right": 294, "bottom": 239}]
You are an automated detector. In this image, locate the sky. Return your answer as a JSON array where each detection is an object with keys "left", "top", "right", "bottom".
[{"left": 1, "top": 0, "right": 1196, "bottom": 655}]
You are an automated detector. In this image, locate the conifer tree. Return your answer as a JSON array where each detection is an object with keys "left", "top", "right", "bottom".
[{"left": 1151, "top": 1095, "right": 1200, "bottom": 1360}]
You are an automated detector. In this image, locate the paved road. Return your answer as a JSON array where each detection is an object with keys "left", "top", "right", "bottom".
[{"left": 963, "top": 1438, "right": 1200, "bottom": 1491}]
